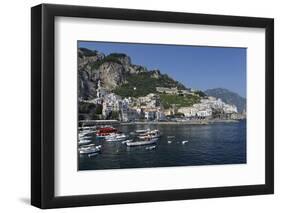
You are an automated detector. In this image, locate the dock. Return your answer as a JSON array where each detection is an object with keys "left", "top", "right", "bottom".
[{"left": 79, "top": 120, "right": 120, "bottom": 127}]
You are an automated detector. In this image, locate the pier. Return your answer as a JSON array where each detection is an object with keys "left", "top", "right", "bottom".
[{"left": 79, "top": 119, "right": 120, "bottom": 127}]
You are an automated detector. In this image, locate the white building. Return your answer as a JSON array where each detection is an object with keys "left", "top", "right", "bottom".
[
  {"left": 178, "top": 96, "right": 237, "bottom": 119},
  {"left": 178, "top": 107, "right": 198, "bottom": 118},
  {"left": 197, "top": 97, "right": 237, "bottom": 114},
  {"left": 156, "top": 87, "right": 192, "bottom": 95},
  {"left": 196, "top": 109, "right": 212, "bottom": 118},
  {"left": 144, "top": 111, "right": 155, "bottom": 120},
  {"left": 223, "top": 104, "right": 238, "bottom": 113},
  {"left": 102, "top": 93, "right": 122, "bottom": 118},
  {"left": 96, "top": 80, "right": 107, "bottom": 99},
  {"left": 156, "top": 87, "right": 178, "bottom": 94},
  {"left": 137, "top": 93, "right": 159, "bottom": 108},
  {"left": 156, "top": 110, "right": 166, "bottom": 120},
  {"left": 121, "top": 108, "right": 139, "bottom": 122}
]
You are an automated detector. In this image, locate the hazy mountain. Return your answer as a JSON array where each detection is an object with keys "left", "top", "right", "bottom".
[{"left": 204, "top": 88, "right": 246, "bottom": 112}]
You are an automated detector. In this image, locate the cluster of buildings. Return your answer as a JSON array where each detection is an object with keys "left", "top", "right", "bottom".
[
  {"left": 177, "top": 96, "right": 238, "bottom": 119},
  {"left": 99, "top": 92, "right": 165, "bottom": 122},
  {"left": 81, "top": 82, "right": 239, "bottom": 122},
  {"left": 156, "top": 87, "right": 195, "bottom": 95}
]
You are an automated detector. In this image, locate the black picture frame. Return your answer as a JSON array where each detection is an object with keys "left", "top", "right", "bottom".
[{"left": 31, "top": 3, "right": 274, "bottom": 209}]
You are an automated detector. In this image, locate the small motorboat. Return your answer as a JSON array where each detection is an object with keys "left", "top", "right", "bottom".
[
  {"left": 78, "top": 139, "right": 92, "bottom": 145},
  {"left": 79, "top": 132, "right": 91, "bottom": 138},
  {"left": 105, "top": 133, "right": 127, "bottom": 142},
  {"left": 87, "top": 153, "right": 99, "bottom": 157},
  {"left": 126, "top": 138, "right": 158, "bottom": 147},
  {"left": 79, "top": 144, "right": 95, "bottom": 149},
  {"left": 167, "top": 140, "right": 172, "bottom": 144},
  {"left": 182, "top": 140, "right": 189, "bottom": 144},
  {"left": 79, "top": 126, "right": 97, "bottom": 131},
  {"left": 79, "top": 145, "right": 102, "bottom": 154},
  {"left": 79, "top": 135, "right": 92, "bottom": 140},
  {"left": 121, "top": 139, "right": 133, "bottom": 144},
  {"left": 138, "top": 130, "right": 161, "bottom": 140}
]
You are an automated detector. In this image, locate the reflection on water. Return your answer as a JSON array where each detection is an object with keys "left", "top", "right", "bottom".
[{"left": 78, "top": 120, "right": 246, "bottom": 170}]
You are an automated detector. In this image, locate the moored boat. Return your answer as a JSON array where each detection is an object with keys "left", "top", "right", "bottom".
[
  {"left": 138, "top": 129, "right": 161, "bottom": 140},
  {"left": 182, "top": 140, "right": 189, "bottom": 144},
  {"left": 126, "top": 138, "right": 158, "bottom": 147},
  {"left": 78, "top": 126, "right": 97, "bottom": 131},
  {"left": 105, "top": 133, "right": 127, "bottom": 142},
  {"left": 79, "top": 131, "right": 92, "bottom": 138},
  {"left": 87, "top": 153, "right": 99, "bottom": 157},
  {"left": 79, "top": 144, "right": 95, "bottom": 149},
  {"left": 96, "top": 127, "right": 117, "bottom": 138},
  {"left": 122, "top": 139, "right": 133, "bottom": 144},
  {"left": 79, "top": 145, "right": 102, "bottom": 154},
  {"left": 78, "top": 139, "right": 92, "bottom": 145}
]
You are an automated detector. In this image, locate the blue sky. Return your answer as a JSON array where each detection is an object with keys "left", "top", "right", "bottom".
[{"left": 79, "top": 41, "right": 246, "bottom": 98}]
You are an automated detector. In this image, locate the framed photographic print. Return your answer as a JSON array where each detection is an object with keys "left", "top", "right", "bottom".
[{"left": 31, "top": 3, "right": 274, "bottom": 209}]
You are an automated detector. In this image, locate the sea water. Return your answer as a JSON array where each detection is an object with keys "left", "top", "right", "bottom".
[{"left": 78, "top": 120, "right": 246, "bottom": 170}]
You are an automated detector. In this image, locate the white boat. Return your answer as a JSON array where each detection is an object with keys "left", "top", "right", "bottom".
[
  {"left": 79, "top": 145, "right": 102, "bottom": 154},
  {"left": 78, "top": 139, "right": 91, "bottom": 145},
  {"left": 78, "top": 126, "right": 96, "bottom": 131},
  {"left": 79, "top": 144, "right": 95, "bottom": 149},
  {"left": 79, "top": 135, "right": 92, "bottom": 140},
  {"left": 126, "top": 138, "right": 158, "bottom": 147},
  {"left": 78, "top": 130, "right": 93, "bottom": 138},
  {"left": 121, "top": 139, "right": 133, "bottom": 144},
  {"left": 182, "top": 140, "right": 189, "bottom": 144},
  {"left": 105, "top": 133, "right": 127, "bottom": 142},
  {"left": 167, "top": 141, "right": 172, "bottom": 144},
  {"left": 138, "top": 130, "right": 161, "bottom": 139},
  {"left": 78, "top": 132, "right": 87, "bottom": 138},
  {"left": 87, "top": 153, "right": 99, "bottom": 157}
]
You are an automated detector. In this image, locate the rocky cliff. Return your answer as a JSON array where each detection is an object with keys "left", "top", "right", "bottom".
[{"left": 78, "top": 48, "right": 186, "bottom": 99}]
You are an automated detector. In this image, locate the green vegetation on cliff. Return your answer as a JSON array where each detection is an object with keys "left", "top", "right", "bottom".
[
  {"left": 114, "top": 72, "right": 186, "bottom": 98},
  {"left": 159, "top": 94, "right": 200, "bottom": 109}
]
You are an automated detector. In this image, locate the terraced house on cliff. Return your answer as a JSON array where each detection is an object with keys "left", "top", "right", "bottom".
[{"left": 156, "top": 87, "right": 192, "bottom": 95}]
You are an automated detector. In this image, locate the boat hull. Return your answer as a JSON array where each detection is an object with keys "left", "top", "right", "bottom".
[
  {"left": 126, "top": 139, "right": 158, "bottom": 147},
  {"left": 79, "top": 145, "right": 102, "bottom": 154}
]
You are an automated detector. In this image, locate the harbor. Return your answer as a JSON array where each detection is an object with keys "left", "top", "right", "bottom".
[
  {"left": 77, "top": 44, "right": 247, "bottom": 171},
  {"left": 78, "top": 120, "right": 246, "bottom": 170}
]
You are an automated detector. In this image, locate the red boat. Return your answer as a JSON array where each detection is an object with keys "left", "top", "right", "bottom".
[{"left": 96, "top": 127, "right": 117, "bottom": 138}]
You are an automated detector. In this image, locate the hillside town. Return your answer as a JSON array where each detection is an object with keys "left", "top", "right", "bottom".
[
  {"left": 79, "top": 80, "right": 245, "bottom": 123},
  {"left": 77, "top": 45, "right": 247, "bottom": 170}
]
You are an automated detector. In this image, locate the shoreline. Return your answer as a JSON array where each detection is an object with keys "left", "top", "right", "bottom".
[
  {"left": 79, "top": 119, "right": 245, "bottom": 127},
  {"left": 120, "top": 119, "right": 243, "bottom": 125}
]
